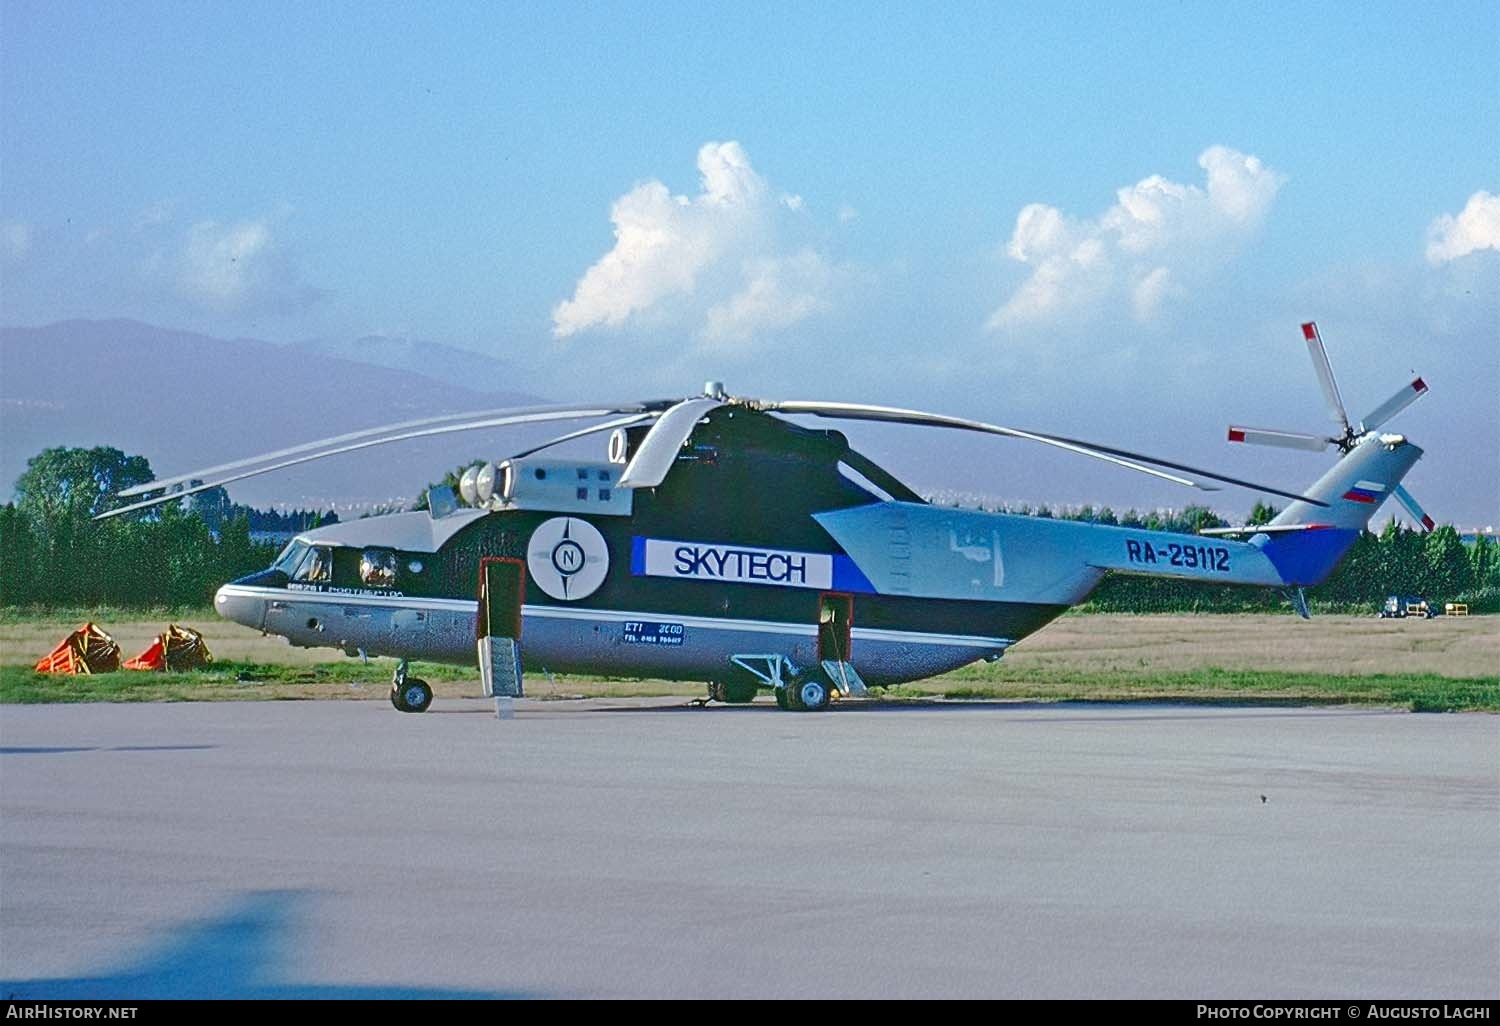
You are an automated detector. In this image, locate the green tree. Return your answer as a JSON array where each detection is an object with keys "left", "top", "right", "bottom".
[
  {"left": 14, "top": 446, "right": 155, "bottom": 527},
  {"left": 0, "top": 504, "right": 37, "bottom": 605},
  {"left": 5, "top": 445, "right": 293, "bottom": 608},
  {"left": 1247, "top": 501, "right": 1280, "bottom": 526},
  {"left": 1377, "top": 521, "right": 1426, "bottom": 596},
  {"left": 1179, "top": 504, "right": 1228, "bottom": 533},
  {"left": 1470, "top": 535, "right": 1499, "bottom": 590},
  {"left": 413, "top": 460, "right": 487, "bottom": 511},
  {"left": 1422, "top": 526, "right": 1472, "bottom": 600},
  {"left": 1314, "top": 529, "right": 1381, "bottom": 605}
]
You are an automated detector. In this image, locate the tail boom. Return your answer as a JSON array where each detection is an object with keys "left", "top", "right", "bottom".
[{"left": 1251, "top": 433, "right": 1423, "bottom": 586}]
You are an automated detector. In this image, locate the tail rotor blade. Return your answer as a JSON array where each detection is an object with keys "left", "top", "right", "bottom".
[
  {"left": 1357, "top": 377, "right": 1429, "bottom": 434},
  {"left": 617, "top": 398, "right": 724, "bottom": 489},
  {"left": 1227, "top": 426, "right": 1332, "bottom": 452},
  {"left": 1392, "top": 484, "right": 1436, "bottom": 532},
  {"left": 1302, "top": 322, "right": 1351, "bottom": 433}
]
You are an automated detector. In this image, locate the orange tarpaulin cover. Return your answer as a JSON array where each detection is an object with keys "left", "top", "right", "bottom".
[
  {"left": 123, "top": 625, "right": 213, "bottom": 671},
  {"left": 34, "top": 623, "right": 121, "bottom": 674}
]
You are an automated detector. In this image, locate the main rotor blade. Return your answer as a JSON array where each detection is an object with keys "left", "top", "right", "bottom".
[
  {"left": 770, "top": 400, "right": 1329, "bottom": 506},
  {"left": 1226, "top": 425, "right": 1333, "bottom": 452},
  {"left": 1392, "top": 484, "right": 1435, "bottom": 532},
  {"left": 1356, "top": 377, "right": 1428, "bottom": 434},
  {"left": 95, "top": 406, "right": 647, "bottom": 520},
  {"left": 117, "top": 401, "right": 653, "bottom": 497},
  {"left": 617, "top": 398, "right": 724, "bottom": 489},
  {"left": 1301, "top": 322, "right": 1351, "bottom": 433},
  {"left": 503, "top": 413, "right": 656, "bottom": 462}
]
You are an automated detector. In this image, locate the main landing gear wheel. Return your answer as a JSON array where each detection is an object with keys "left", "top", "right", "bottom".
[
  {"left": 722, "top": 681, "right": 758, "bottom": 704},
  {"left": 796, "top": 677, "right": 831, "bottom": 712},
  {"left": 780, "top": 675, "right": 830, "bottom": 712},
  {"left": 710, "top": 681, "right": 761, "bottom": 704}
]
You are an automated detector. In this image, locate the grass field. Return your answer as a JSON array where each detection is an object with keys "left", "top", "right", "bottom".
[{"left": 1, "top": 610, "right": 1495, "bottom": 710}]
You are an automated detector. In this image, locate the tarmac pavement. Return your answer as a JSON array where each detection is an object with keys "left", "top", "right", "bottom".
[{"left": 2, "top": 698, "right": 1496, "bottom": 998}]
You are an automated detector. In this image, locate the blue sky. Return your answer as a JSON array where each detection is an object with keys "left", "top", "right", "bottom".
[{"left": 3, "top": 1, "right": 1497, "bottom": 524}]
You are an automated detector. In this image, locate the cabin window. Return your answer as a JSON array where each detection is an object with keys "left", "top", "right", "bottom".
[
  {"left": 291, "top": 545, "right": 332, "bottom": 583},
  {"left": 271, "top": 540, "right": 309, "bottom": 576},
  {"left": 360, "top": 548, "right": 398, "bottom": 588}
]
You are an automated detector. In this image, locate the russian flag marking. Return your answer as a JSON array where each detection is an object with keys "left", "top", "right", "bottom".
[
  {"left": 1342, "top": 488, "right": 1379, "bottom": 505},
  {"left": 1354, "top": 479, "right": 1386, "bottom": 492}
]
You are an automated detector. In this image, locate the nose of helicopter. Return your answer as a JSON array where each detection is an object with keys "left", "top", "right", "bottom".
[{"left": 214, "top": 571, "right": 277, "bottom": 631}]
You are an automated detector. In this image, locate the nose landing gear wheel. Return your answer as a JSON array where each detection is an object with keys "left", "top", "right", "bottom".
[{"left": 392, "top": 678, "right": 432, "bottom": 713}]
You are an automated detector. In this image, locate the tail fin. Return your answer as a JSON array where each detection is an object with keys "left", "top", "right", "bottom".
[{"left": 1254, "top": 434, "right": 1424, "bottom": 585}]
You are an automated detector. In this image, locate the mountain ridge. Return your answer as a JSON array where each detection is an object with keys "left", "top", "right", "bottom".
[{"left": 0, "top": 319, "right": 551, "bottom": 510}]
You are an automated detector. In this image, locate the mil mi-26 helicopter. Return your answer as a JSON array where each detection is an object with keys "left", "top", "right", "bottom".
[{"left": 101, "top": 322, "right": 1432, "bottom": 714}]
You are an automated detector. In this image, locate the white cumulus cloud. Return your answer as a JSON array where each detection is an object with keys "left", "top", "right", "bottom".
[
  {"left": 1, "top": 221, "right": 33, "bottom": 264},
  {"left": 1425, "top": 190, "right": 1500, "bottom": 264},
  {"left": 702, "top": 250, "right": 834, "bottom": 348},
  {"left": 175, "top": 217, "right": 324, "bottom": 314},
  {"left": 989, "top": 146, "right": 1284, "bottom": 330},
  {"left": 552, "top": 142, "right": 842, "bottom": 347}
]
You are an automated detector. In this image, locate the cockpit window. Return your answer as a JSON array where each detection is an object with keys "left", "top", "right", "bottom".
[
  {"left": 359, "top": 548, "right": 398, "bottom": 588},
  {"left": 271, "top": 540, "right": 309, "bottom": 576},
  {"left": 291, "top": 545, "right": 332, "bottom": 583}
]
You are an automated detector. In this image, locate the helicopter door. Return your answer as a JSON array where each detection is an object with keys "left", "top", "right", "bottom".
[
  {"left": 817, "top": 593, "right": 852, "bottom": 663},
  {"left": 478, "top": 557, "right": 524, "bottom": 698},
  {"left": 817, "top": 593, "right": 866, "bottom": 696}
]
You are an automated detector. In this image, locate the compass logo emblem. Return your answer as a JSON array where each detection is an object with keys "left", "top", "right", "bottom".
[{"left": 527, "top": 517, "right": 609, "bottom": 601}]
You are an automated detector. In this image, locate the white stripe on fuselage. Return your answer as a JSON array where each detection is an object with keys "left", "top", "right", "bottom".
[{"left": 217, "top": 584, "right": 1015, "bottom": 650}]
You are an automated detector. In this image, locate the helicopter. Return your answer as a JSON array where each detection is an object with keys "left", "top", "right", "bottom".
[{"left": 99, "top": 323, "right": 1432, "bottom": 713}]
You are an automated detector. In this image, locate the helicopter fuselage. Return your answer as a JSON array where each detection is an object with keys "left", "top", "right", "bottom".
[{"left": 213, "top": 408, "right": 1413, "bottom": 697}]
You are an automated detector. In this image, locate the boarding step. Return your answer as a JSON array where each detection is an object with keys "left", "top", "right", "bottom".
[
  {"left": 478, "top": 636, "right": 523, "bottom": 698},
  {"left": 821, "top": 660, "right": 867, "bottom": 696}
]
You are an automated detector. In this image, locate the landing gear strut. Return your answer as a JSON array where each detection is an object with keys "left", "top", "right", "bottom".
[
  {"left": 390, "top": 658, "right": 433, "bottom": 713},
  {"left": 728, "top": 655, "right": 834, "bottom": 712}
]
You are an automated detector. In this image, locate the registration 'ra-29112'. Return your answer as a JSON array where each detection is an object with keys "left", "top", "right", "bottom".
[{"left": 1125, "top": 539, "right": 1232, "bottom": 572}]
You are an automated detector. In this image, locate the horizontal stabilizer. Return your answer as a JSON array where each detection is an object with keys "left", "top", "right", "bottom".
[{"left": 1199, "top": 523, "right": 1334, "bottom": 537}]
